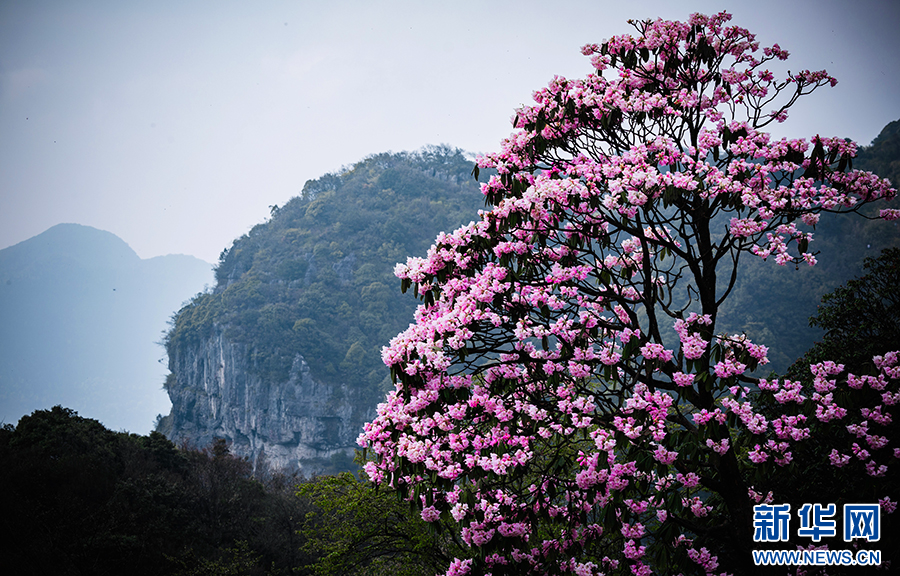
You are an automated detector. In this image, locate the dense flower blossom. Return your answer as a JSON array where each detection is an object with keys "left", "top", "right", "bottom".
[{"left": 359, "top": 11, "right": 897, "bottom": 576}]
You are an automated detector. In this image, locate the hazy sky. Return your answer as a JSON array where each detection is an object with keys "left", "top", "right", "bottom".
[{"left": 2, "top": 0, "right": 898, "bottom": 264}]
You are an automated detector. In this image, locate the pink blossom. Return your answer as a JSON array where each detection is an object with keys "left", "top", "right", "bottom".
[
  {"left": 714, "top": 358, "right": 747, "bottom": 378},
  {"left": 420, "top": 505, "right": 441, "bottom": 522},
  {"left": 687, "top": 547, "right": 719, "bottom": 572},
  {"left": 866, "top": 461, "right": 887, "bottom": 477},
  {"left": 640, "top": 342, "right": 674, "bottom": 362},
  {"left": 444, "top": 558, "right": 473, "bottom": 576},
  {"left": 829, "top": 449, "right": 851, "bottom": 467},
  {"left": 653, "top": 444, "right": 678, "bottom": 465},
  {"left": 623, "top": 539, "right": 645, "bottom": 560},
  {"left": 673, "top": 371, "right": 695, "bottom": 387},
  {"left": 706, "top": 438, "right": 731, "bottom": 455},
  {"left": 748, "top": 445, "right": 769, "bottom": 463}
]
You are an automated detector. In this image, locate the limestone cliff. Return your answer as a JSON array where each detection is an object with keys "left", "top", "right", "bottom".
[
  {"left": 157, "top": 147, "right": 486, "bottom": 473},
  {"left": 157, "top": 327, "right": 368, "bottom": 473}
]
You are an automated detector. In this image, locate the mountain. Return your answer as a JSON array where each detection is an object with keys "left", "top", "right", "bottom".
[
  {"left": 158, "top": 146, "right": 486, "bottom": 473},
  {"left": 0, "top": 223, "right": 213, "bottom": 433},
  {"left": 855, "top": 118, "right": 900, "bottom": 186}
]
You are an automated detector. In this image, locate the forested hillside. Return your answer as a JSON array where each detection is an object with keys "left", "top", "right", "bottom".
[
  {"left": 1, "top": 405, "right": 464, "bottom": 575},
  {"left": 159, "top": 146, "right": 488, "bottom": 472},
  {"left": 857, "top": 118, "right": 900, "bottom": 185},
  {"left": 0, "top": 407, "right": 327, "bottom": 574},
  {"left": 179, "top": 145, "right": 484, "bottom": 393}
]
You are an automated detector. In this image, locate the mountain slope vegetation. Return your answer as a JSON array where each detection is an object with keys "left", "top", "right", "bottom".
[
  {"left": 168, "top": 146, "right": 485, "bottom": 396},
  {"left": 160, "top": 146, "right": 488, "bottom": 465}
]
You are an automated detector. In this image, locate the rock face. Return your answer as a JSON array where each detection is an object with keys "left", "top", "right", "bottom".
[
  {"left": 158, "top": 327, "right": 367, "bottom": 473},
  {"left": 157, "top": 147, "right": 487, "bottom": 473}
]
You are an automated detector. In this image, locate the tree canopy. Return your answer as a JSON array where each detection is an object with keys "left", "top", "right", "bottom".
[
  {"left": 1, "top": 406, "right": 456, "bottom": 575},
  {"left": 359, "top": 12, "right": 898, "bottom": 575},
  {"left": 0, "top": 406, "right": 307, "bottom": 574}
]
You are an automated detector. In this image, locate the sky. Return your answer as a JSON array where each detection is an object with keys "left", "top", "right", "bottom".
[{"left": 2, "top": 0, "right": 899, "bottom": 265}]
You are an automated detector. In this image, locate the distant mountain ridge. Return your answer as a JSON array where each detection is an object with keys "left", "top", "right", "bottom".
[
  {"left": 0, "top": 223, "right": 213, "bottom": 433},
  {"left": 0, "top": 224, "right": 138, "bottom": 274}
]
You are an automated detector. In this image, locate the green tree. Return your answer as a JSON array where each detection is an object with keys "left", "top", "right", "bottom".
[
  {"left": 0, "top": 407, "right": 312, "bottom": 575},
  {"left": 747, "top": 249, "right": 900, "bottom": 574},
  {"left": 298, "top": 472, "right": 467, "bottom": 575}
]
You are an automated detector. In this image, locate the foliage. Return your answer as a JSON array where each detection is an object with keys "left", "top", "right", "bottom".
[
  {"left": 1, "top": 406, "right": 470, "bottom": 575},
  {"left": 787, "top": 247, "right": 900, "bottom": 377},
  {"left": 165, "top": 145, "right": 485, "bottom": 406},
  {"left": 359, "top": 12, "right": 898, "bottom": 576},
  {"left": 299, "top": 471, "right": 467, "bottom": 575},
  {"left": 855, "top": 119, "right": 900, "bottom": 187},
  {"left": 0, "top": 406, "right": 311, "bottom": 575},
  {"left": 169, "top": 541, "right": 278, "bottom": 576}
]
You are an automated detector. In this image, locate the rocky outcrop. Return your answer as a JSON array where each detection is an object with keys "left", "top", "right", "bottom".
[
  {"left": 157, "top": 147, "right": 488, "bottom": 473},
  {"left": 158, "top": 326, "right": 370, "bottom": 474}
]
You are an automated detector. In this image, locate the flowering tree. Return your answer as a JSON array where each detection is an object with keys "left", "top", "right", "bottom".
[{"left": 359, "top": 12, "right": 898, "bottom": 576}]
